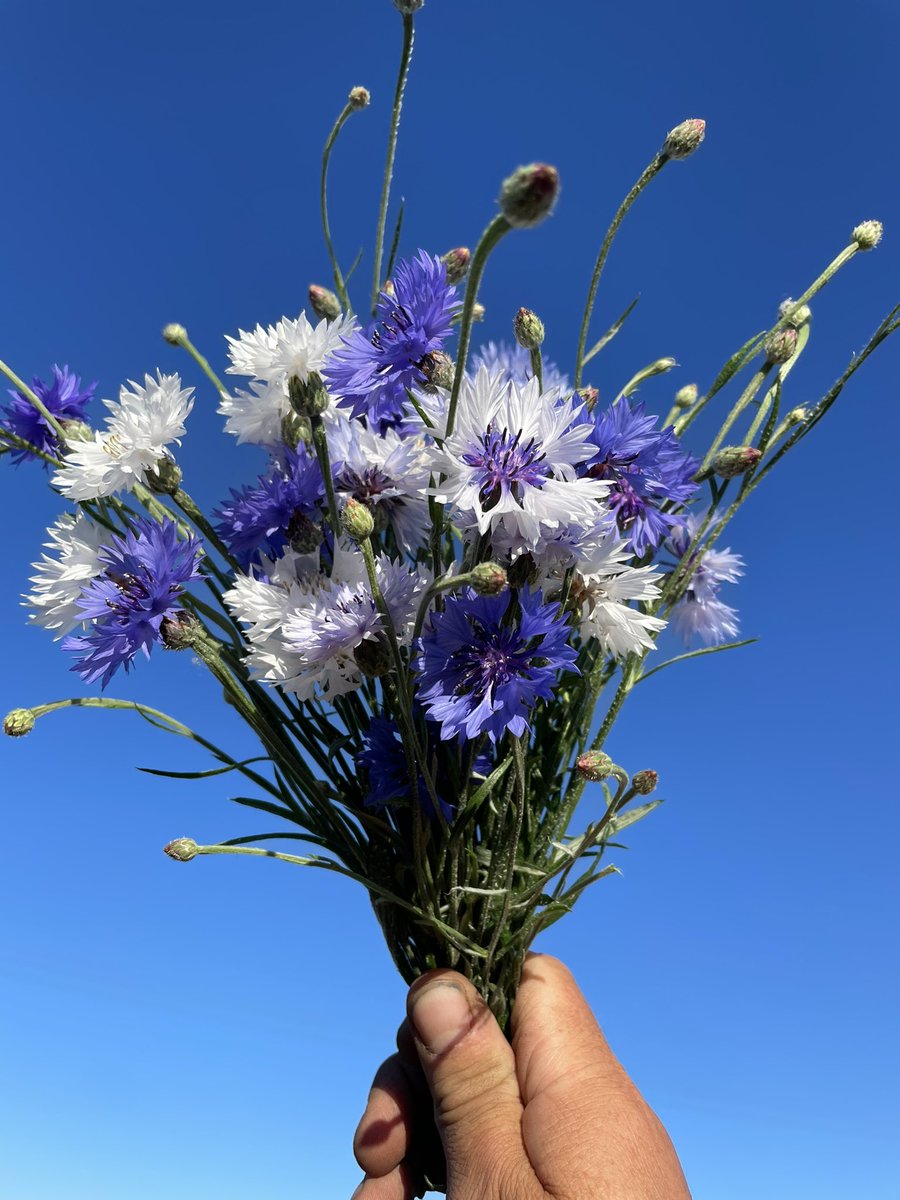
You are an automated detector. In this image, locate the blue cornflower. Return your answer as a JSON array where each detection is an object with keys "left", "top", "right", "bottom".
[
  {"left": 214, "top": 446, "right": 324, "bottom": 567},
  {"left": 62, "top": 518, "right": 202, "bottom": 687},
  {"left": 470, "top": 340, "right": 569, "bottom": 394},
  {"left": 1, "top": 365, "right": 95, "bottom": 465},
  {"left": 666, "top": 516, "right": 744, "bottom": 646},
  {"left": 585, "top": 398, "right": 698, "bottom": 556},
  {"left": 325, "top": 250, "right": 458, "bottom": 431},
  {"left": 416, "top": 587, "right": 578, "bottom": 743}
]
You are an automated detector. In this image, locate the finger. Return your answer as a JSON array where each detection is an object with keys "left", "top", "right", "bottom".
[
  {"left": 354, "top": 1054, "right": 416, "bottom": 1178},
  {"left": 407, "top": 970, "right": 542, "bottom": 1200},
  {"left": 350, "top": 1161, "right": 417, "bottom": 1200}
]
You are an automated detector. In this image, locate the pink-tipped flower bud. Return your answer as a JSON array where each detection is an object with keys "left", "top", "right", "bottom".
[
  {"left": 576, "top": 385, "right": 599, "bottom": 410},
  {"left": 470, "top": 562, "right": 508, "bottom": 596},
  {"left": 712, "top": 445, "right": 762, "bottom": 479},
  {"left": 499, "top": 163, "right": 560, "bottom": 228},
  {"left": 661, "top": 118, "right": 706, "bottom": 160},
  {"left": 341, "top": 497, "right": 375, "bottom": 541},
  {"left": 441, "top": 246, "right": 471, "bottom": 284},
  {"left": 852, "top": 219, "right": 883, "bottom": 251},
  {"left": 513, "top": 307, "right": 545, "bottom": 350},
  {"left": 348, "top": 86, "right": 370, "bottom": 111},
  {"left": 764, "top": 326, "right": 798, "bottom": 365},
  {"left": 159, "top": 611, "right": 202, "bottom": 651},
  {"left": 164, "top": 837, "right": 199, "bottom": 862},
  {"left": 309, "top": 284, "right": 342, "bottom": 321},
  {"left": 631, "top": 769, "right": 658, "bottom": 795},
  {"left": 162, "top": 322, "right": 188, "bottom": 346},
  {"left": 4, "top": 708, "right": 35, "bottom": 737},
  {"left": 576, "top": 751, "right": 614, "bottom": 782},
  {"left": 418, "top": 349, "right": 455, "bottom": 391}
]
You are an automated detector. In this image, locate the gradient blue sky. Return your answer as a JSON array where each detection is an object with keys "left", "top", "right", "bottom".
[{"left": 1, "top": 1, "right": 898, "bottom": 1197}]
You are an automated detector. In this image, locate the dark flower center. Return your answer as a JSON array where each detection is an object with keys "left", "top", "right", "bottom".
[{"left": 462, "top": 425, "right": 550, "bottom": 511}]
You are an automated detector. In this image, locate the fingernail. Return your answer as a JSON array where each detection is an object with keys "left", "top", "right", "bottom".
[{"left": 411, "top": 982, "right": 473, "bottom": 1055}]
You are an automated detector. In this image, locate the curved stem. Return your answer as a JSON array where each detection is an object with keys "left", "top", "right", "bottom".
[
  {"left": 0, "top": 357, "right": 69, "bottom": 449},
  {"left": 371, "top": 12, "right": 416, "bottom": 312},
  {"left": 321, "top": 101, "right": 357, "bottom": 311}
]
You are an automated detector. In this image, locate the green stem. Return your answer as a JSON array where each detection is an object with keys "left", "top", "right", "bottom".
[
  {"left": 573, "top": 156, "right": 665, "bottom": 389},
  {"left": 0, "top": 426, "right": 62, "bottom": 468},
  {"left": 178, "top": 334, "right": 231, "bottom": 402},
  {"left": 311, "top": 414, "right": 341, "bottom": 536},
  {"left": 699, "top": 366, "right": 771, "bottom": 474},
  {"left": 529, "top": 347, "right": 543, "bottom": 391},
  {"left": 0, "top": 357, "right": 69, "bottom": 448},
  {"left": 172, "top": 487, "right": 243, "bottom": 575},
  {"left": 321, "top": 102, "right": 357, "bottom": 311},
  {"left": 371, "top": 11, "right": 416, "bottom": 312}
]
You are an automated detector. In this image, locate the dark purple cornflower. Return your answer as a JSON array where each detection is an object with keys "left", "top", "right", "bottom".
[
  {"left": 585, "top": 399, "right": 698, "bottom": 556},
  {"left": 325, "top": 250, "right": 458, "bottom": 432},
  {"left": 214, "top": 446, "right": 324, "bottom": 567},
  {"left": 62, "top": 518, "right": 202, "bottom": 687},
  {"left": 1, "top": 365, "right": 95, "bottom": 465},
  {"left": 416, "top": 587, "right": 578, "bottom": 744}
]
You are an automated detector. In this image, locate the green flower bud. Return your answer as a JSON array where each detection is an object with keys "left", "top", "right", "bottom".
[
  {"left": 164, "top": 837, "right": 199, "bottom": 862},
  {"left": 348, "top": 85, "right": 370, "bottom": 111},
  {"left": 342, "top": 497, "right": 375, "bottom": 541},
  {"left": 674, "top": 383, "right": 699, "bottom": 409},
  {"left": 470, "top": 562, "right": 508, "bottom": 596},
  {"left": 60, "top": 418, "right": 94, "bottom": 442},
  {"left": 418, "top": 349, "right": 455, "bottom": 391},
  {"left": 576, "top": 751, "right": 614, "bottom": 782},
  {"left": 281, "top": 410, "right": 312, "bottom": 450},
  {"left": 711, "top": 445, "right": 762, "bottom": 479},
  {"left": 513, "top": 307, "right": 545, "bottom": 350},
  {"left": 631, "top": 769, "right": 658, "bottom": 795},
  {"left": 852, "top": 219, "right": 883, "bottom": 250},
  {"left": 289, "top": 372, "right": 329, "bottom": 417},
  {"left": 661, "top": 118, "right": 706, "bottom": 161},
  {"left": 159, "top": 611, "right": 202, "bottom": 651},
  {"left": 287, "top": 511, "right": 324, "bottom": 555},
  {"left": 162, "top": 322, "right": 188, "bottom": 346},
  {"left": 353, "top": 636, "right": 392, "bottom": 678},
  {"left": 498, "top": 163, "right": 560, "bottom": 229},
  {"left": 764, "top": 326, "right": 798, "bottom": 365},
  {"left": 441, "top": 246, "right": 471, "bottom": 284},
  {"left": 144, "top": 456, "right": 183, "bottom": 495},
  {"left": 308, "top": 284, "right": 342, "bottom": 321},
  {"left": 4, "top": 708, "right": 35, "bottom": 738}
]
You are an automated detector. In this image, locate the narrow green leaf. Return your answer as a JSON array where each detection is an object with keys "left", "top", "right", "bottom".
[
  {"left": 634, "top": 638, "right": 757, "bottom": 686},
  {"left": 607, "top": 798, "right": 662, "bottom": 834},
  {"left": 706, "top": 331, "right": 766, "bottom": 399},
  {"left": 581, "top": 295, "right": 640, "bottom": 367},
  {"left": 465, "top": 755, "right": 513, "bottom": 812},
  {"left": 384, "top": 199, "right": 405, "bottom": 281},
  {"left": 138, "top": 756, "right": 271, "bottom": 781}
]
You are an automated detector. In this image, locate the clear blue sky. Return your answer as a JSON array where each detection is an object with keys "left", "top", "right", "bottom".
[{"left": 1, "top": 1, "right": 898, "bottom": 1197}]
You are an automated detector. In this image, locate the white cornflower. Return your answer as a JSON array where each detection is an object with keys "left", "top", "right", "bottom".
[
  {"left": 52, "top": 372, "right": 193, "bottom": 501},
  {"left": 24, "top": 512, "right": 108, "bottom": 637},
  {"left": 219, "top": 379, "right": 291, "bottom": 448},
  {"left": 430, "top": 367, "right": 608, "bottom": 547},
  {"left": 569, "top": 522, "right": 667, "bottom": 657},
  {"left": 225, "top": 312, "right": 357, "bottom": 385}
]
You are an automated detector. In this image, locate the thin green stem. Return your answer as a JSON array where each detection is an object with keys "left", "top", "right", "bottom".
[
  {"left": 699, "top": 366, "right": 771, "bottom": 473},
  {"left": 371, "top": 11, "right": 415, "bottom": 312},
  {"left": 0, "top": 357, "right": 69, "bottom": 448},
  {"left": 311, "top": 413, "right": 341, "bottom": 535},
  {"left": 573, "top": 156, "right": 665, "bottom": 388},
  {"left": 0, "top": 426, "right": 62, "bottom": 468},
  {"left": 529, "top": 347, "right": 543, "bottom": 391},
  {"left": 172, "top": 487, "right": 243, "bottom": 576},
  {"left": 175, "top": 334, "right": 230, "bottom": 402},
  {"left": 321, "top": 101, "right": 357, "bottom": 310}
]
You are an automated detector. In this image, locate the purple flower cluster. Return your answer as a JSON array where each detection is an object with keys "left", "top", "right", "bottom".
[
  {"left": 2, "top": 365, "right": 95, "bottom": 466},
  {"left": 667, "top": 517, "right": 744, "bottom": 646},
  {"left": 63, "top": 518, "right": 202, "bottom": 687},
  {"left": 586, "top": 399, "right": 698, "bottom": 556},
  {"left": 416, "top": 587, "right": 578, "bottom": 743},
  {"left": 325, "top": 251, "right": 458, "bottom": 431},
  {"left": 214, "top": 446, "right": 324, "bottom": 566}
]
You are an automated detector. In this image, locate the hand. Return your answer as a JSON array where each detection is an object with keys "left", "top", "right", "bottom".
[{"left": 352, "top": 953, "right": 690, "bottom": 1199}]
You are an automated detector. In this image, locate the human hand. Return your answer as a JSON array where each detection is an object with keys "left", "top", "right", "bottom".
[{"left": 352, "top": 953, "right": 690, "bottom": 1199}]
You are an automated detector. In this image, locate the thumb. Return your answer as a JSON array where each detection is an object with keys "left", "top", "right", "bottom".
[{"left": 407, "top": 971, "right": 541, "bottom": 1199}]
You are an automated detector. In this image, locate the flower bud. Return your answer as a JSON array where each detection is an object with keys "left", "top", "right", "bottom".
[
  {"left": 60, "top": 418, "right": 94, "bottom": 442},
  {"left": 852, "top": 219, "right": 883, "bottom": 251},
  {"left": 4, "top": 708, "right": 35, "bottom": 737},
  {"left": 162, "top": 322, "right": 188, "bottom": 346},
  {"left": 289, "top": 372, "right": 329, "bottom": 417},
  {"left": 144, "top": 456, "right": 183, "bottom": 495},
  {"left": 418, "top": 349, "right": 455, "bottom": 391},
  {"left": 674, "top": 383, "right": 698, "bottom": 409},
  {"left": 341, "top": 497, "right": 375, "bottom": 541},
  {"left": 281, "top": 410, "right": 312, "bottom": 450},
  {"left": 661, "top": 118, "right": 706, "bottom": 161},
  {"left": 711, "top": 445, "right": 762, "bottom": 479},
  {"left": 513, "top": 307, "right": 545, "bottom": 350},
  {"left": 441, "top": 246, "right": 471, "bottom": 284},
  {"left": 164, "top": 837, "right": 199, "bottom": 862},
  {"left": 576, "top": 385, "right": 599, "bottom": 410},
  {"left": 787, "top": 405, "right": 808, "bottom": 425},
  {"left": 764, "top": 326, "right": 798, "bottom": 365},
  {"left": 576, "top": 750, "right": 614, "bottom": 782},
  {"left": 348, "top": 85, "right": 370, "bottom": 111},
  {"left": 631, "top": 769, "right": 658, "bottom": 795},
  {"left": 778, "top": 298, "right": 812, "bottom": 328},
  {"left": 472, "top": 302, "right": 486, "bottom": 322},
  {"left": 309, "top": 284, "right": 342, "bottom": 321},
  {"left": 353, "top": 636, "right": 392, "bottom": 678},
  {"left": 160, "top": 610, "right": 202, "bottom": 650},
  {"left": 498, "top": 163, "right": 560, "bottom": 228},
  {"left": 470, "top": 562, "right": 507, "bottom": 596},
  {"left": 393, "top": 0, "right": 424, "bottom": 10},
  {"left": 287, "top": 510, "right": 323, "bottom": 554}
]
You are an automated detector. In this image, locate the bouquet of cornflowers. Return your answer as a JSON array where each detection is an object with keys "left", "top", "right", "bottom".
[{"left": 2, "top": 0, "right": 897, "bottom": 1033}]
